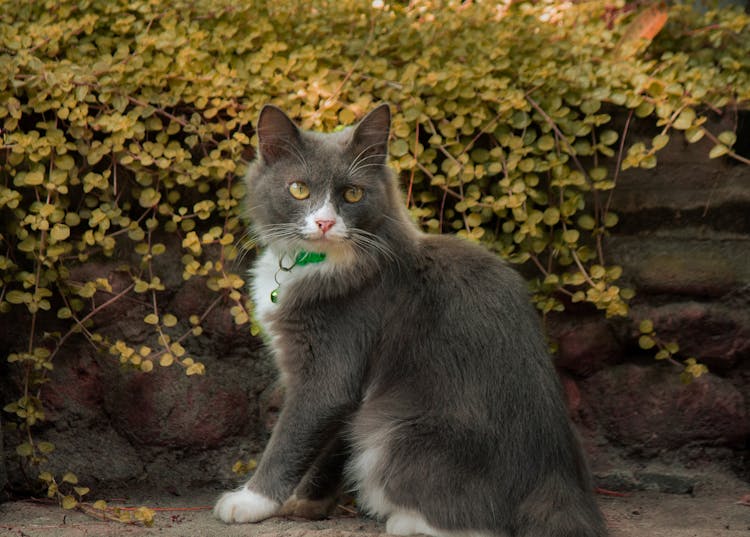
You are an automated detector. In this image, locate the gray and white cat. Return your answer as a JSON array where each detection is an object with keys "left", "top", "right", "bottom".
[{"left": 214, "top": 104, "right": 608, "bottom": 537}]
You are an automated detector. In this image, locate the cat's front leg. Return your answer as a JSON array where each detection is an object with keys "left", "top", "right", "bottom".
[
  {"left": 279, "top": 433, "right": 349, "bottom": 519},
  {"left": 214, "top": 381, "right": 356, "bottom": 524}
]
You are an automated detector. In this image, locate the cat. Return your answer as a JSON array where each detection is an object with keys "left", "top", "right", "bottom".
[{"left": 213, "top": 104, "right": 608, "bottom": 537}]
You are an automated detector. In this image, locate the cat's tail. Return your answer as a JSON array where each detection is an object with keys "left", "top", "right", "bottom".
[{"left": 513, "top": 473, "right": 608, "bottom": 537}]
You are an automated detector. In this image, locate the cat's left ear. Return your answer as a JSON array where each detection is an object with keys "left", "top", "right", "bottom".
[
  {"left": 256, "top": 104, "right": 302, "bottom": 166},
  {"left": 349, "top": 103, "right": 391, "bottom": 165}
]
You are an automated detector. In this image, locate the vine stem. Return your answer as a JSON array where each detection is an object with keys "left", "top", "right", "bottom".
[
  {"left": 49, "top": 283, "right": 136, "bottom": 364},
  {"left": 570, "top": 248, "right": 597, "bottom": 288}
]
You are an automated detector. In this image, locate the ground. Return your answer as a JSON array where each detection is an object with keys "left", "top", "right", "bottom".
[{"left": 1, "top": 473, "right": 748, "bottom": 537}]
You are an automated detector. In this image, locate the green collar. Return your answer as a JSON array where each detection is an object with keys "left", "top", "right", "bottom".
[
  {"left": 270, "top": 250, "right": 326, "bottom": 303},
  {"left": 294, "top": 250, "right": 327, "bottom": 266}
]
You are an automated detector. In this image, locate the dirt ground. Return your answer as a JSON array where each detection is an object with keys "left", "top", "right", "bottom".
[{"left": 1, "top": 474, "right": 748, "bottom": 537}]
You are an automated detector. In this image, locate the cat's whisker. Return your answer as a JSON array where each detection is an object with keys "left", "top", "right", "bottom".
[
  {"left": 348, "top": 152, "right": 388, "bottom": 177},
  {"left": 348, "top": 142, "right": 387, "bottom": 175}
]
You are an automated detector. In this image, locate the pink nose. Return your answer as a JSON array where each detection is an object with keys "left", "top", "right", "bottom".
[{"left": 316, "top": 219, "right": 335, "bottom": 233}]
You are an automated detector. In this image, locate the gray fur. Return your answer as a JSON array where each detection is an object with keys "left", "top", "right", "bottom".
[{"left": 236, "top": 104, "right": 608, "bottom": 536}]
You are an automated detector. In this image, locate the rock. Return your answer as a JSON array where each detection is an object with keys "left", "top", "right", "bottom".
[
  {"left": 41, "top": 346, "right": 104, "bottom": 420},
  {"left": 581, "top": 364, "right": 749, "bottom": 453},
  {"left": 608, "top": 114, "right": 750, "bottom": 219},
  {"left": 104, "top": 365, "right": 251, "bottom": 449},
  {"left": 630, "top": 302, "right": 750, "bottom": 369},
  {"left": 634, "top": 470, "right": 696, "bottom": 494},
  {"left": 0, "top": 413, "right": 6, "bottom": 501},
  {"left": 594, "top": 467, "right": 696, "bottom": 494},
  {"left": 606, "top": 237, "right": 750, "bottom": 298},
  {"left": 549, "top": 315, "right": 623, "bottom": 375},
  {"left": 259, "top": 380, "right": 284, "bottom": 432}
]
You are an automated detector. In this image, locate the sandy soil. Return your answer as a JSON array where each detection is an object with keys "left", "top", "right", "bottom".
[{"left": 1, "top": 476, "right": 748, "bottom": 537}]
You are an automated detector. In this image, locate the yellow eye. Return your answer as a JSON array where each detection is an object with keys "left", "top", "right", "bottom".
[
  {"left": 288, "top": 181, "right": 310, "bottom": 200},
  {"left": 343, "top": 186, "right": 364, "bottom": 203}
]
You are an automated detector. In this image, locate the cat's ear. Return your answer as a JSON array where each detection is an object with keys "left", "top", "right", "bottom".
[
  {"left": 256, "top": 105, "right": 301, "bottom": 165},
  {"left": 349, "top": 103, "right": 391, "bottom": 165}
]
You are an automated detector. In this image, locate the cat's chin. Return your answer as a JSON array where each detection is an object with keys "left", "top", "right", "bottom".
[{"left": 301, "top": 238, "right": 352, "bottom": 258}]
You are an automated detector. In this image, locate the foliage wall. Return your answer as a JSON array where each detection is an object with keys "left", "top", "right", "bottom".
[{"left": 1, "top": 0, "right": 749, "bottom": 505}]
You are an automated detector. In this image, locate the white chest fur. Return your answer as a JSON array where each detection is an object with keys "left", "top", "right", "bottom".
[{"left": 250, "top": 249, "right": 335, "bottom": 330}]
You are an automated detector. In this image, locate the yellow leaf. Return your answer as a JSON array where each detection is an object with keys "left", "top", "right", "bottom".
[
  {"left": 50, "top": 223, "right": 70, "bottom": 242},
  {"left": 62, "top": 495, "right": 78, "bottom": 509},
  {"left": 144, "top": 313, "right": 159, "bottom": 325},
  {"left": 162, "top": 313, "right": 177, "bottom": 327},
  {"left": 93, "top": 500, "right": 108, "bottom": 510},
  {"left": 186, "top": 362, "right": 205, "bottom": 376},
  {"left": 639, "top": 319, "right": 654, "bottom": 334},
  {"left": 62, "top": 472, "right": 78, "bottom": 484}
]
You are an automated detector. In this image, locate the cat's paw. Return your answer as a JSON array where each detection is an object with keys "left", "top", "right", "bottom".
[{"left": 213, "top": 487, "right": 280, "bottom": 524}]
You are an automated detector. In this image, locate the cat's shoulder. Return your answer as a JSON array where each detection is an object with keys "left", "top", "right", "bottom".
[
  {"left": 418, "top": 233, "right": 506, "bottom": 266},
  {"left": 412, "top": 233, "right": 525, "bottom": 287}
]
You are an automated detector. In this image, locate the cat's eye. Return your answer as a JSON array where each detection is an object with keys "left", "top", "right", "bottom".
[
  {"left": 343, "top": 186, "right": 364, "bottom": 203},
  {"left": 288, "top": 181, "right": 310, "bottom": 200}
]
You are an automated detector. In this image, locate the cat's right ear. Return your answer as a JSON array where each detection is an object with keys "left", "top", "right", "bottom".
[
  {"left": 256, "top": 105, "right": 301, "bottom": 166},
  {"left": 349, "top": 103, "right": 391, "bottom": 166}
]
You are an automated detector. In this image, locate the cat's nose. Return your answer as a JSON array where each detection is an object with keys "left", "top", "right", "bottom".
[{"left": 316, "top": 219, "right": 335, "bottom": 234}]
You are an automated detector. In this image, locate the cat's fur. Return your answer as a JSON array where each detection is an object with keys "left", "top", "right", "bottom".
[{"left": 214, "top": 104, "right": 608, "bottom": 537}]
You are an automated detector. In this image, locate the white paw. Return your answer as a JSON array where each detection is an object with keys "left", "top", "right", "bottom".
[
  {"left": 386, "top": 510, "right": 440, "bottom": 536},
  {"left": 214, "top": 487, "right": 280, "bottom": 523}
]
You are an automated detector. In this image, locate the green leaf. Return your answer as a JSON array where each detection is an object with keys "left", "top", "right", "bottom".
[
  {"left": 561, "top": 229, "right": 579, "bottom": 243},
  {"left": 543, "top": 208, "right": 560, "bottom": 226},
  {"left": 638, "top": 335, "right": 655, "bottom": 350},
  {"left": 685, "top": 126, "right": 704, "bottom": 144},
  {"left": 390, "top": 139, "right": 409, "bottom": 157},
  {"left": 709, "top": 144, "right": 729, "bottom": 159},
  {"left": 50, "top": 224, "right": 70, "bottom": 242},
  {"left": 639, "top": 319, "right": 654, "bottom": 334},
  {"left": 577, "top": 214, "right": 595, "bottom": 230},
  {"left": 466, "top": 213, "right": 482, "bottom": 227},
  {"left": 74, "top": 487, "right": 90, "bottom": 497},
  {"left": 673, "top": 108, "right": 696, "bottom": 130},
  {"left": 652, "top": 134, "right": 669, "bottom": 150},
  {"left": 717, "top": 131, "right": 736, "bottom": 147}
]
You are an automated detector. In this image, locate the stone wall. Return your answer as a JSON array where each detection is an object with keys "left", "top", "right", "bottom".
[
  {"left": 1, "top": 118, "right": 749, "bottom": 498},
  {"left": 550, "top": 116, "right": 750, "bottom": 484}
]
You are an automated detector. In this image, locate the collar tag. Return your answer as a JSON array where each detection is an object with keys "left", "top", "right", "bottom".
[{"left": 270, "top": 250, "right": 327, "bottom": 303}]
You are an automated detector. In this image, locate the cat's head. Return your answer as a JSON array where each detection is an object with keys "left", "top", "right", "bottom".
[{"left": 245, "top": 104, "right": 409, "bottom": 262}]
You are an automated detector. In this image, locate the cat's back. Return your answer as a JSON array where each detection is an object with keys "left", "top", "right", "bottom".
[
  {"left": 405, "top": 232, "right": 532, "bottom": 313},
  {"left": 372, "top": 231, "right": 548, "bottom": 379}
]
